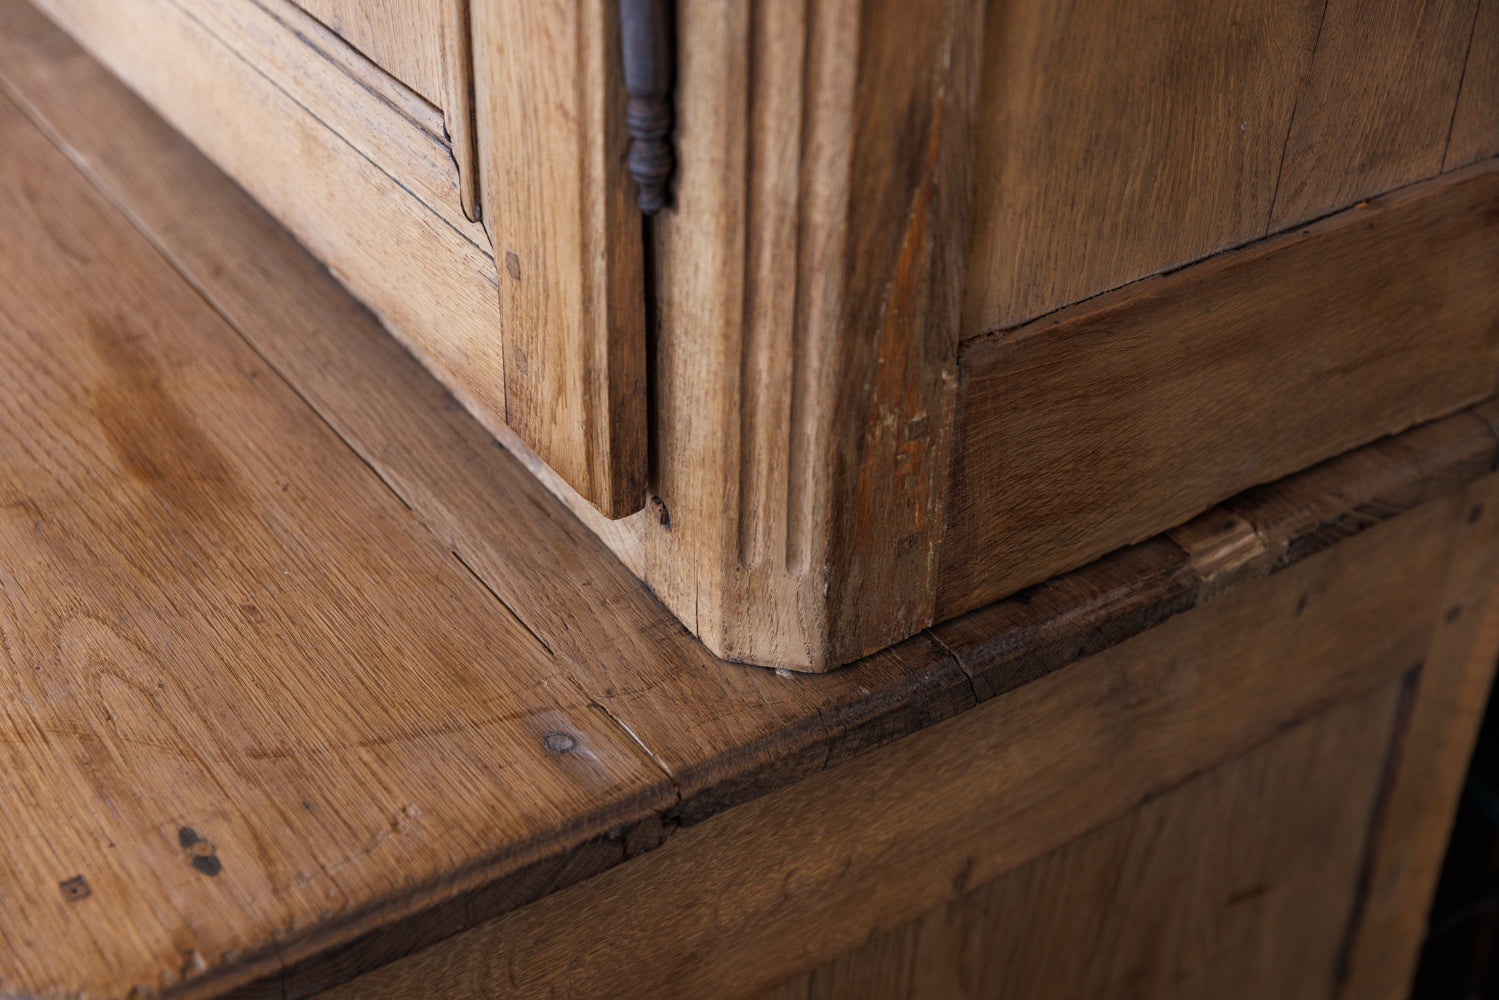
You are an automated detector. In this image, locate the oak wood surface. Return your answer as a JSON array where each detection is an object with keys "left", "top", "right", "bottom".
[
  {"left": 939, "top": 162, "right": 1499, "bottom": 620},
  {"left": 437, "top": 0, "right": 478, "bottom": 221},
  {"left": 757, "top": 681, "right": 1403, "bottom": 1000},
  {"left": 584, "top": 0, "right": 983, "bottom": 667},
  {"left": 959, "top": 0, "right": 1488, "bottom": 336},
  {"left": 6, "top": 16, "right": 1499, "bottom": 992},
  {"left": 0, "top": 90, "right": 671, "bottom": 1000},
  {"left": 180, "top": 0, "right": 482, "bottom": 241},
  {"left": 1269, "top": 0, "right": 1479, "bottom": 229},
  {"left": 471, "top": 0, "right": 648, "bottom": 517},
  {"left": 959, "top": 0, "right": 1322, "bottom": 334},
  {"left": 1335, "top": 465, "right": 1499, "bottom": 998},
  {"left": 16, "top": 0, "right": 508, "bottom": 461},
  {"left": 322, "top": 492, "right": 1468, "bottom": 999},
  {"left": 290, "top": 0, "right": 445, "bottom": 105},
  {"left": 770, "top": 474, "right": 1499, "bottom": 1000},
  {"left": 1447, "top": 0, "right": 1499, "bottom": 170}
]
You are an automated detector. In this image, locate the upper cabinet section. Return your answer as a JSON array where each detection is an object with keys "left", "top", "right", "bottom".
[{"left": 960, "top": 0, "right": 1483, "bottom": 337}]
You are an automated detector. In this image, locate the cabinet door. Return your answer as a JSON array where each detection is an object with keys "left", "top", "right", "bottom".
[
  {"left": 472, "top": 0, "right": 650, "bottom": 518},
  {"left": 291, "top": 0, "right": 480, "bottom": 221}
]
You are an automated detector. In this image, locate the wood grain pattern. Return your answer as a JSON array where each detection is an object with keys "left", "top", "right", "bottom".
[
  {"left": 323, "top": 496, "right": 1460, "bottom": 1000},
  {"left": 1269, "top": 0, "right": 1479, "bottom": 229},
  {"left": 757, "top": 681, "right": 1403, "bottom": 1000},
  {"left": 602, "top": 0, "right": 981, "bottom": 667},
  {"left": 1447, "top": 0, "right": 1499, "bottom": 170},
  {"left": 8, "top": 24, "right": 1499, "bottom": 991},
  {"left": 438, "top": 0, "right": 478, "bottom": 221},
  {"left": 0, "top": 3, "right": 979, "bottom": 838},
  {"left": 1336, "top": 470, "right": 1499, "bottom": 999},
  {"left": 0, "top": 91, "right": 671, "bottom": 1000},
  {"left": 938, "top": 162, "right": 1499, "bottom": 620},
  {"left": 18, "top": 0, "right": 509, "bottom": 462},
  {"left": 959, "top": 0, "right": 1321, "bottom": 334},
  {"left": 179, "top": 0, "right": 483, "bottom": 242},
  {"left": 291, "top": 0, "right": 445, "bottom": 105},
  {"left": 471, "top": 0, "right": 648, "bottom": 517}
]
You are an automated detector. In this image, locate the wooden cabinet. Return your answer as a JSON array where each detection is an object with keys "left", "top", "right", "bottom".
[
  {"left": 28, "top": 0, "right": 1499, "bottom": 669},
  {"left": 1, "top": 12, "right": 1497, "bottom": 995}
]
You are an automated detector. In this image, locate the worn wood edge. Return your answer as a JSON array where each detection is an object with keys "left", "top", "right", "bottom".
[
  {"left": 245, "top": 0, "right": 444, "bottom": 139},
  {"left": 206, "top": 811, "right": 671, "bottom": 1000},
  {"left": 1335, "top": 473, "right": 1499, "bottom": 998},
  {"left": 317, "top": 492, "right": 1464, "bottom": 1000},
  {"left": 94, "top": 702, "right": 678, "bottom": 1000},
  {"left": 937, "top": 159, "right": 1499, "bottom": 620},
  {"left": 935, "top": 404, "right": 1499, "bottom": 704},
  {"left": 468, "top": 0, "right": 649, "bottom": 518},
  {"left": 29, "top": 121, "right": 1499, "bottom": 993},
  {"left": 242, "top": 399, "right": 1499, "bottom": 994}
]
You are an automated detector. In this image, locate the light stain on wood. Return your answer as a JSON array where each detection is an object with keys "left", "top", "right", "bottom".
[{"left": 0, "top": 89, "right": 670, "bottom": 1000}]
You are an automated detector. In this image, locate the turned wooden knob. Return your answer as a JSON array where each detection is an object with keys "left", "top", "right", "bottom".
[{"left": 618, "top": 0, "right": 674, "bottom": 214}]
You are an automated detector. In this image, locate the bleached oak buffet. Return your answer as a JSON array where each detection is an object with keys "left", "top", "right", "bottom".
[
  {"left": 0, "top": 0, "right": 1497, "bottom": 998},
  {"left": 23, "top": 0, "right": 1498, "bottom": 671}
]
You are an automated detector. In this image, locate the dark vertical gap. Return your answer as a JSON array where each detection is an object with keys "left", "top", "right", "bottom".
[
  {"left": 641, "top": 211, "right": 662, "bottom": 492},
  {"left": 1334, "top": 664, "right": 1425, "bottom": 996},
  {"left": 736, "top": 2, "right": 761, "bottom": 561},
  {"left": 783, "top": 0, "right": 817, "bottom": 573}
]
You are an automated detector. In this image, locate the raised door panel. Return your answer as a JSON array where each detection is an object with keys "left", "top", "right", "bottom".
[
  {"left": 291, "top": 0, "right": 447, "bottom": 105},
  {"left": 961, "top": 0, "right": 1483, "bottom": 336}
]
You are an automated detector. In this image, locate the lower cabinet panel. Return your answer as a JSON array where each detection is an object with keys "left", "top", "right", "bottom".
[
  {"left": 760, "top": 679, "right": 1400, "bottom": 999},
  {"left": 939, "top": 162, "right": 1499, "bottom": 620}
]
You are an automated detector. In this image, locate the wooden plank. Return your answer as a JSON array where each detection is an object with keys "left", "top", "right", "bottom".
[
  {"left": 320, "top": 495, "right": 1461, "bottom": 1000},
  {"left": 1446, "top": 0, "right": 1499, "bottom": 170},
  {"left": 470, "top": 0, "right": 648, "bottom": 517},
  {"left": 1337, "top": 470, "right": 1499, "bottom": 998},
  {"left": 0, "top": 93, "right": 672, "bottom": 1000},
  {"left": 959, "top": 0, "right": 1321, "bottom": 335},
  {"left": 290, "top": 0, "right": 445, "bottom": 105},
  {"left": 16, "top": 0, "right": 509, "bottom": 461},
  {"left": 757, "top": 681, "right": 1403, "bottom": 1000},
  {"left": 12, "top": 0, "right": 1499, "bottom": 829},
  {"left": 1269, "top": 0, "right": 1479, "bottom": 229},
  {"left": 937, "top": 163, "right": 1499, "bottom": 621}
]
